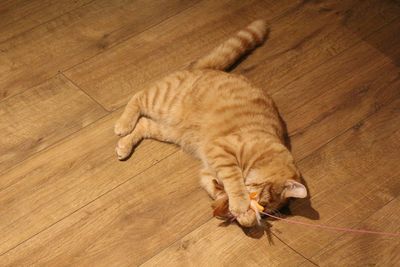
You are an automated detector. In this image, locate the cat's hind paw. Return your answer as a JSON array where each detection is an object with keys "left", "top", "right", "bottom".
[{"left": 115, "top": 138, "right": 133, "bottom": 160}]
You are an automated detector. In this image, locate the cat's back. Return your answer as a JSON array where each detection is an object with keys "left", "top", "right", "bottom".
[
  {"left": 174, "top": 69, "right": 270, "bottom": 108},
  {"left": 189, "top": 69, "right": 275, "bottom": 115},
  {"left": 172, "top": 69, "right": 281, "bottom": 137}
]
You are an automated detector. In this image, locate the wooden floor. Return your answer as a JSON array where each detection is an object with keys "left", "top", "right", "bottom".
[{"left": 1, "top": 0, "right": 399, "bottom": 266}]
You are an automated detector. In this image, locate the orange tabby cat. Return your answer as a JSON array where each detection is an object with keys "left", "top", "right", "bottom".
[{"left": 115, "top": 20, "right": 307, "bottom": 227}]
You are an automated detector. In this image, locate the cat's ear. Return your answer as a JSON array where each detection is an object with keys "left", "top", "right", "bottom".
[{"left": 283, "top": 180, "right": 307, "bottom": 198}]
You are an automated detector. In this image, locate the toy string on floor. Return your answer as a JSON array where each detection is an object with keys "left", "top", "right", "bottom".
[{"left": 260, "top": 211, "right": 400, "bottom": 237}]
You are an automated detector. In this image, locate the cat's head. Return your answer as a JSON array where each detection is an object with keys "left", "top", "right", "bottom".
[
  {"left": 212, "top": 144, "right": 307, "bottom": 223},
  {"left": 245, "top": 144, "right": 307, "bottom": 212}
]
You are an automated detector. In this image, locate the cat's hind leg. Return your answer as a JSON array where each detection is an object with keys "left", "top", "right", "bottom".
[
  {"left": 115, "top": 75, "right": 180, "bottom": 137},
  {"left": 116, "top": 117, "right": 170, "bottom": 160},
  {"left": 114, "top": 92, "right": 143, "bottom": 137}
]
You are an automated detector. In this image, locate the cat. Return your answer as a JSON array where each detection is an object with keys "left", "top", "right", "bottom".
[{"left": 114, "top": 19, "right": 307, "bottom": 227}]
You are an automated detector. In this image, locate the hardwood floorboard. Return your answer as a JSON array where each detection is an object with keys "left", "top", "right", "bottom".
[
  {"left": 141, "top": 219, "right": 313, "bottom": 267},
  {"left": 0, "top": 74, "right": 107, "bottom": 174},
  {"left": 1, "top": 39, "right": 396, "bottom": 267},
  {"left": 139, "top": 91, "right": 400, "bottom": 265},
  {"left": 0, "top": 111, "right": 176, "bottom": 255},
  {"left": 312, "top": 197, "right": 400, "bottom": 266},
  {"left": 64, "top": 0, "right": 298, "bottom": 110},
  {"left": 0, "top": 148, "right": 315, "bottom": 267},
  {"left": 270, "top": 95, "right": 400, "bottom": 260},
  {"left": 276, "top": 38, "right": 400, "bottom": 159},
  {"left": 0, "top": 0, "right": 93, "bottom": 43},
  {"left": 1, "top": 151, "right": 208, "bottom": 266},
  {"left": 0, "top": 1, "right": 301, "bottom": 264},
  {"left": 363, "top": 17, "right": 400, "bottom": 66},
  {"left": 0, "top": 0, "right": 197, "bottom": 101},
  {"left": 339, "top": 0, "right": 400, "bottom": 38},
  {"left": 65, "top": 0, "right": 400, "bottom": 111},
  {"left": 240, "top": 0, "right": 400, "bottom": 94}
]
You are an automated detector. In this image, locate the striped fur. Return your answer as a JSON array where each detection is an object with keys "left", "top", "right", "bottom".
[
  {"left": 115, "top": 20, "right": 307, "bottom": 228},
  {"left": 190, "top": 19, "right": 268, "bottom": 70}
]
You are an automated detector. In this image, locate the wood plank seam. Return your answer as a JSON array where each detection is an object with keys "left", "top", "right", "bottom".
[
  {"left": 271, "top": 231, "right": 320, "bottom": 267},
  {"left": 60, "top": 73, "right": 109, "bottom": 113},
  {"left": 59, "top": 0, "right": 300, "bottom": 110},
  {"left": 64, "top": 0, "right": 400, "bottom": 113},
  {"left": 0, "top": 0, "right": 201, "bottom": 104},
  {"left": 60, "top": 0, "right": 202, "bottom": 75},
  {"left": 270, "top": 14, "right": 400, "bottom": 105},
  {"left": 136, "top": 209, "right": 320, "bottom": 266}
]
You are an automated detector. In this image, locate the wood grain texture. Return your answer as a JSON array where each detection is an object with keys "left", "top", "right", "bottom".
[
  {"left": 0, "top": 111, "right": 176, "bottom": 255},
  {"left": 270, "top": 96, "right": 400, "bottom": 261},
  {"left": 0, "top": 0, "right": 197, "bottom": 101},
  {"left": 364, "top": 17, "right": 400, "bottom": 66},
  {"left": 0, "top": 74, "right": 107, "bottom": 174},
  {"left": 0, "top": 0, "right": 399, "bottom": 266},
  {"left": 0, "top": 0, "right": 92, "bottom": 42},
  {"left": 279, "top": 40, "right": 400, "bottom": 160},
  {"left": 64, "top": 0, "right": 298, "bottom": 110},
  {"left": 239, "top": 0, "right": 400, "bottom": 93},
  {"left": 141, "top": 38, "right": 400, "bottom": 267},
  {"left": 312, "top": 197, "right": 400, "bottom": 266},
  {"left": 142, "top": 219, "right": 312, "bottom": 267},
  {"left": 1, "top": 151, "right": 209, "bottom": 266},
  {"left": 339, "top": 0, "right": 400, "bottom": 38},
  {"left": 65, "top": 0, "right": 400, "bottom": 111}
]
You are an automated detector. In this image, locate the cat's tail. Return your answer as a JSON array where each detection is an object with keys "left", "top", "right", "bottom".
[{"left": 189, "top": 19, "right": 268, "bottom": 71}]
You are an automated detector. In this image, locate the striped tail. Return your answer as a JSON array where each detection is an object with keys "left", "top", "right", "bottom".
[{"left": 190, "top": 19, "right": 268, "bottom": 71}]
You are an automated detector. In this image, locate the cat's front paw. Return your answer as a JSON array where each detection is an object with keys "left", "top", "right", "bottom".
[
  {"left": 229, "top": 198, "right": 256, "bottom": 227},
  {"left": 114, "top": 118, "right": 134, "bottom": 137},
  {"left": 236, "top": 209, "right": 257, "bottom": 228}
]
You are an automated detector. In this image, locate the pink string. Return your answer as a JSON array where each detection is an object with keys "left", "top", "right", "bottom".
[{"left": 261, "top": 211, "right": 400, "bottom": 237}]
